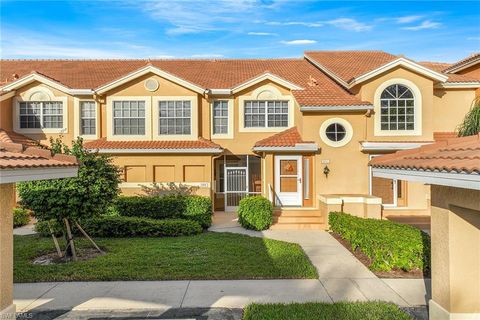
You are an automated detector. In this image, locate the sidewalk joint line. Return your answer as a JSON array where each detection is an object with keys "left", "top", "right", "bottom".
[
  {"left": 180, "top": 280, "right": 191, "bottom": 308},
  {"left": 21, "top": 282, "right": 61, "bottom": 312},
  {"left": 318, "top": 279, "right": 334, "bottom": 303}
]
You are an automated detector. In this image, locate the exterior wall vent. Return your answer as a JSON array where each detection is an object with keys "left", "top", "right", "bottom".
[{"left": 144, "top": 78, "right": 159, "bottom": 92}]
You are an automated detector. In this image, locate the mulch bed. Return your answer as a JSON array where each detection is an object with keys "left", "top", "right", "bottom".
[
  {"left": 330, "top": 232, "right": 429, "bottom": 279},
  {"left": 33, "top": 247, "right": 105, "bottom": 265}
]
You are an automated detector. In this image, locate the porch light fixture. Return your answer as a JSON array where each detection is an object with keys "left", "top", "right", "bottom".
[{"left": 323, "top": 165, "right": 330, "bottom": 177}]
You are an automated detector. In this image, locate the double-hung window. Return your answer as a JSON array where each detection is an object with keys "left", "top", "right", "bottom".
[
  {"left": 113, "top": 101, "right": 145, "bottom": 135},
  {"left": 80, "top": 101, "right": 96, "bottom": 135},
  {"left": 244, "top": 100, "right": 288, "bottom": 128},
  {"left": 213, "top": 100, "right": 228, "bottom": 134},
  {"left": 159, "top": 100, "right": 191, "bottom": 135},
  {"left": 19, "top": 101, "right": 63, "bottom": 129}
]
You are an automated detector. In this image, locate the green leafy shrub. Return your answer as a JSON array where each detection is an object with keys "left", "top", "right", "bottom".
[
  {"left": 13, "top": 208, "right": 30, "bottom": 228},
  {"left": 457, "top": 97, "right": 480, "bottom": 137},
  {"left": 329, "top": 212, "right": 430, "bottom": 272},
  {"left": 81, "top": 216, "right": 202, "bottom": 237},
  {"left": 35, "top": 219, "right": 64, "bottom": 237},
  {"left": 114, "top": 195, "right": 212, "bottom": 228},
  {"left": 238, "top": 196, "right": 273, "bottom": 231}
]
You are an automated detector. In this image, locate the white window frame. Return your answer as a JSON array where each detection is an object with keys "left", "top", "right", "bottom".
[
  {"left": 211, "top": 99, "right": 233, "bottom": 139},
  {"left": 374, "top": 78, "right": 422, "bottom": 136},
  {"left": 152, "top": 96, "right": 197, "bottom": 141},
  {"left": 74, "top": 98, "right": 99, "bottom": 140},
  {"left": 243, "top": 100, "right": 290, "bottom": 129},
  {"left": 238, "top": 85, "right": 294, "bottom": 133},
  {"left": 319, "top": 118, "right": 353, "bottom": 148},
  {"left": 158, "top": 100, "right": 192, "bottom": 135},
  {"left": 13, "top": 86, "right": 68, "bottom": 134},
  {"left": 106, "top": 96, "right": 151, "bottom": 141},
  {"left": 112, "top": 100, "right": 146, "bottom": 136}
]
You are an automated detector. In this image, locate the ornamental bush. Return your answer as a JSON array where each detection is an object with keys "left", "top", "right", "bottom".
[
  {"left": 114, "top": 195, "right": 212, "bottom": 228},
  {"left": 13, "top": 208, "right": 30, "bottom": 228},
  {"left": 329, "top": 212, "right": 430, "bottom": 272},
  {"left": 81, "top": 216, "right": 202, "bottom": 237},
  {"left": 238, "top": 196, "right": 273, "bottom": 231}
]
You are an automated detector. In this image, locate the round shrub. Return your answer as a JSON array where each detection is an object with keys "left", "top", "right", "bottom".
[
  {"left": 13, "top": 208, "right": 30, "bottom": 228},
  {"left": 238, "top": 196, "right": 273, "bottom": 231}
]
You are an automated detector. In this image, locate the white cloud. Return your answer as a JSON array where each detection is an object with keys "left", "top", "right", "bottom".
[
  {"left": 325, "top": 18, "right": 372, "bottom": 32},
  {"left": 280, "top": 39, "right": 317, "bottom": 45},
  {"left": 191, "top": 54, "right": 225, "bottom": 58},
  {"left": 247, "top": 32, "right": 278, "bottom": 36},
  {"left": 264, "top": 21, "right": 322, "bottom": 27},
  {"left": 395, "top": 15, "right": 424, "bottom": 24},
  {"left": 402, "top": 20, "right": 441, "bottom": 31}
]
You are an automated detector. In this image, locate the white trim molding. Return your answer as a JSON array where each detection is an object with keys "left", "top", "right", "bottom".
[
  {"left": 1, "top": 73, "right": 94, "bottom": 96},
  {"left": 211, "top": 99, "right": 234, "bottom": 139},
  {"left": 371, "top": 167, "right": 480, "bottom": 191},
  {"left": 120, "top": 181, "right": 211, "bottom": 188},
  {"left": 73, "top": 98, "right": 99, "bottom": 140},
  {"left": 93, "top": 148, "right": 223, "bottom": 154},
  {"left": 360, "top": 141, "right": 433, "bottom": 151},
  {"left": 238, "top": 84, "right": 295, "bottom": 133},
  {"left": 12, "top": 86, "right": 69, "bottom": 134},
  {"left": 152, "top": 96, "right": 198, "bottom": 141},
  {"left": 0, "top": 167, "right": 78, "bottom": 184},
  {"left": 300, "top": 105, "right": 373, "bottom": 112},
  {"left": 444, "top": 56, "right": 480, "bottom": 74},
  {"left": 232, "top": 72, "right": 303, "bottom": 93},
  {"left": 252, "top": 143, "right": 318, "bottom": 153},
  {"left": 304, "top": 54, "right": 350, "bottom": 88},
  {"left": 319, "top": 117, "right": 353, "bottom": 148},
  {"left": 435, "top": 82, "right": 480, "bottom": 89},
  {"left": 96, "top": 65, "right": 205, "bottom": 94},
  {"left": 0, "top": 91, "right": 15, "bottom": 101},
  {"left": 374, "top": 78, "right": 423, "bottom": 137}
]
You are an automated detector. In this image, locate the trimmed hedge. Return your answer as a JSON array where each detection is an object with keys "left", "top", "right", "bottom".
[
  {"left": 13, "top": 208, "right": 30, "bottom": 228},
  {"left": 35, "top": 216, "right": 202, "bottom": 238},
  {"left": 238, "top": 196, "right": 273, "bottom": 231},
  {"left": 114, "top": 195, "right": 212, "bottom": 228},
  {"left": 329, "top": 212, "right": 430, "bottom": 272}
]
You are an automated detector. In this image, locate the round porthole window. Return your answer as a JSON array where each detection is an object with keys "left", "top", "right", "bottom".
[
  {"left": 319, "top": 118, "right": 353, "bottom": 147},
  {"left": 144, "top": 78, "right": 159, "bottom": 92}
]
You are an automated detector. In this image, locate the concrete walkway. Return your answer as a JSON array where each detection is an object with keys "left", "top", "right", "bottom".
[{"left": 13, "top": 212, "right": 431, "bottom": 315}]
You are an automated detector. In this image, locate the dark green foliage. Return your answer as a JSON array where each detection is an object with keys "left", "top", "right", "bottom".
[
  {"left": 14, "top": 232, "right": 318, "bottom": 282},
  {"left": 114, "top": 195, "right": 212, "bottom": 228},
  {"left": 329, "top": 212, "right": 430, "bottom": 272},
  {"left": 81, "top": 216, "right": 202, "bottom": 237},
  {"left": 457, "top": 97, "right": 480, "bottom": 137},
  {"left": 238, "top": 196, "right": 273, "bottom": 231},
  {"left": 17, "top": 137, "right": 122, "bottom": 223},
  {"left": 35, "top": 219, "right": 69, "bottom": 237},
  {"left": 13, "top": 208, "right": 30, "bottom": 228},
  {"left": 243, "top": 302, "right": 411, "bottom": 320}
]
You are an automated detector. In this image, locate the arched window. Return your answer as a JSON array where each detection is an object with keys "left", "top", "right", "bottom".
[{"left": 380, "top": 84, "right": 415, "bottom": 131}]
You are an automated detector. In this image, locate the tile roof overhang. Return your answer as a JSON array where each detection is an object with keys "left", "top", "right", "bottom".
[
  {"left": 83, "top": 138, "right": 223, "bottom": 154},
  {"left": 0, "top": 130, "right": 78, "bottom": 184},
  {"left": 360, "top": 141, "right": 434, "bottom": 152},
  {"left": 0, "top": 58, "right": 370, "bottom": 109},
  {"left": 369, "top": 134, "right": 480, "bottom": 190},
  {"left": 252, "top": 127, "right": 318, "bottom": 152},
  {"left": 443, "top": 53, "right": 480, "bottom": 74}
]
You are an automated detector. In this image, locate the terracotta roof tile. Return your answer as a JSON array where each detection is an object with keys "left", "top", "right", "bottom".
[
  {"left": 0, "top": 130, "right": 78, "bottom": 170},
  {"left": 443, "top": 53, "right": 480, "bottom": 73},
  {"left": 83, "top": 137, "right": 222, "bottom": 151},
  {"left": 254, "top": 127, "right": 313, "bottom": 147},
  {"left": 419, "top": 62, "right": 480, "bottom": 82},
  {"left": 0, "top": 129, "right": 42, "bottom": 147},
  {"left": 0, "top": 58, "right": 369, "bottom": 107},
  {"left": 369, "top": 134, "right": 480, "bottom": 174},
  {"left": 433, "top": 132, "right": 458, "bottom": 141},
  {"left": 305, "top": 50, "right": 398, "bottom": 83}
]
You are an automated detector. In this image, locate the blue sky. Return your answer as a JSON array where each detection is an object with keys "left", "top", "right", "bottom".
[{"left": 1, "top": 0, "right": 479, "bottom": 62}]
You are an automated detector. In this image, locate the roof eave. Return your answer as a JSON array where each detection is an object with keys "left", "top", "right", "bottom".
[
  {"left": 360, "top": 141, "right": 433, "bottom": 152},
  {"left": 371, "top": 167, "right": 480, "bottom": 190},
  {"left": 435, "top": 82, "right": 480, "bottom": 89},
  {"left": 252, "top": 143, "right": 319, "bottom": 153},
  {"left": 231, "top": 72, "right": 304, "bottom": 94},
  {"left": 90, "top": 147, "right": 223, "bottom": 154},
  {"left": 444, "top": 57, "right": 480, "bottom": 74},
  {"left": 300, "top": 105, "right": 373, "bottom": 112},
  {"left": 0, "top": 166, "right": 78, "bottom": 184}
]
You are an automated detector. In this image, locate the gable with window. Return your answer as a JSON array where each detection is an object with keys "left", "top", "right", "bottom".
[{"left": 13, "top": 87, "right": 68, "bottom": 133}]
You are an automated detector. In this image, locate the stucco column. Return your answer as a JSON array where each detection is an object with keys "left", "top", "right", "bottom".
[
  {"left": 429, "top": 185, "right": 480, "bottom": 320},
  {"left": 0, "top": 183, "right": 15, "bottom": 319}
]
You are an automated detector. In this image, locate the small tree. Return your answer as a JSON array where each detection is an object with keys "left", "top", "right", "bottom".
[
  {"left": 17, "top": 137, "right": 122, "bottom": 260},
  {"left": 457, "top": 97, "right": 480, "bottom": 137}
]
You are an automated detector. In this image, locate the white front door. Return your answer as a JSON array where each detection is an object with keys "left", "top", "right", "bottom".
[{"left": 275, "top": 155, "right": 302, "bottom": 206}]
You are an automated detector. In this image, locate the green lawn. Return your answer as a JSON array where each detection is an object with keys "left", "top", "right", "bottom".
[
  {"left": 14, "top": 232, "right": 318, "bottom": 282},
  {"left": 243, "top": 302, "right": 412, "bottom": 320}
]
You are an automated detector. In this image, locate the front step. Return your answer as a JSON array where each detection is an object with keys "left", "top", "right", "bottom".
[
  {"left": 269, "top": 223, "right": 326, "bottom": 230},
  {"left": 270, "top": 208, "right": 325, "bottom": 230}
]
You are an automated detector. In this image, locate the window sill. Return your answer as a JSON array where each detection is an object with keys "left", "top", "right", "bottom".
[{"left": 15, "top": 128, "right": 67, "bottom": 134}]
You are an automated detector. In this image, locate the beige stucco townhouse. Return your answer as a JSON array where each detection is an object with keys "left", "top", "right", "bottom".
[
  {"left": 370, "top": 134, "right": 480, "bottom": 320},
  {"left": 0, "top": 51, "right": 479, "bottom": 229}
]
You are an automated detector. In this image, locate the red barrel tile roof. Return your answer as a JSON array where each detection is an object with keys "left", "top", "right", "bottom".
[
  {"left": 254, "top": 127, "right": 313, "bottom": 147},
  {"left": 0, "top": 130, "right": 78, "bottom": 170},
  {"left": 83, "top": 137, "right": 222, "bottom": 151},
  {"left": 369, "top": 134, "right": 480, "bottom": 174}
]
